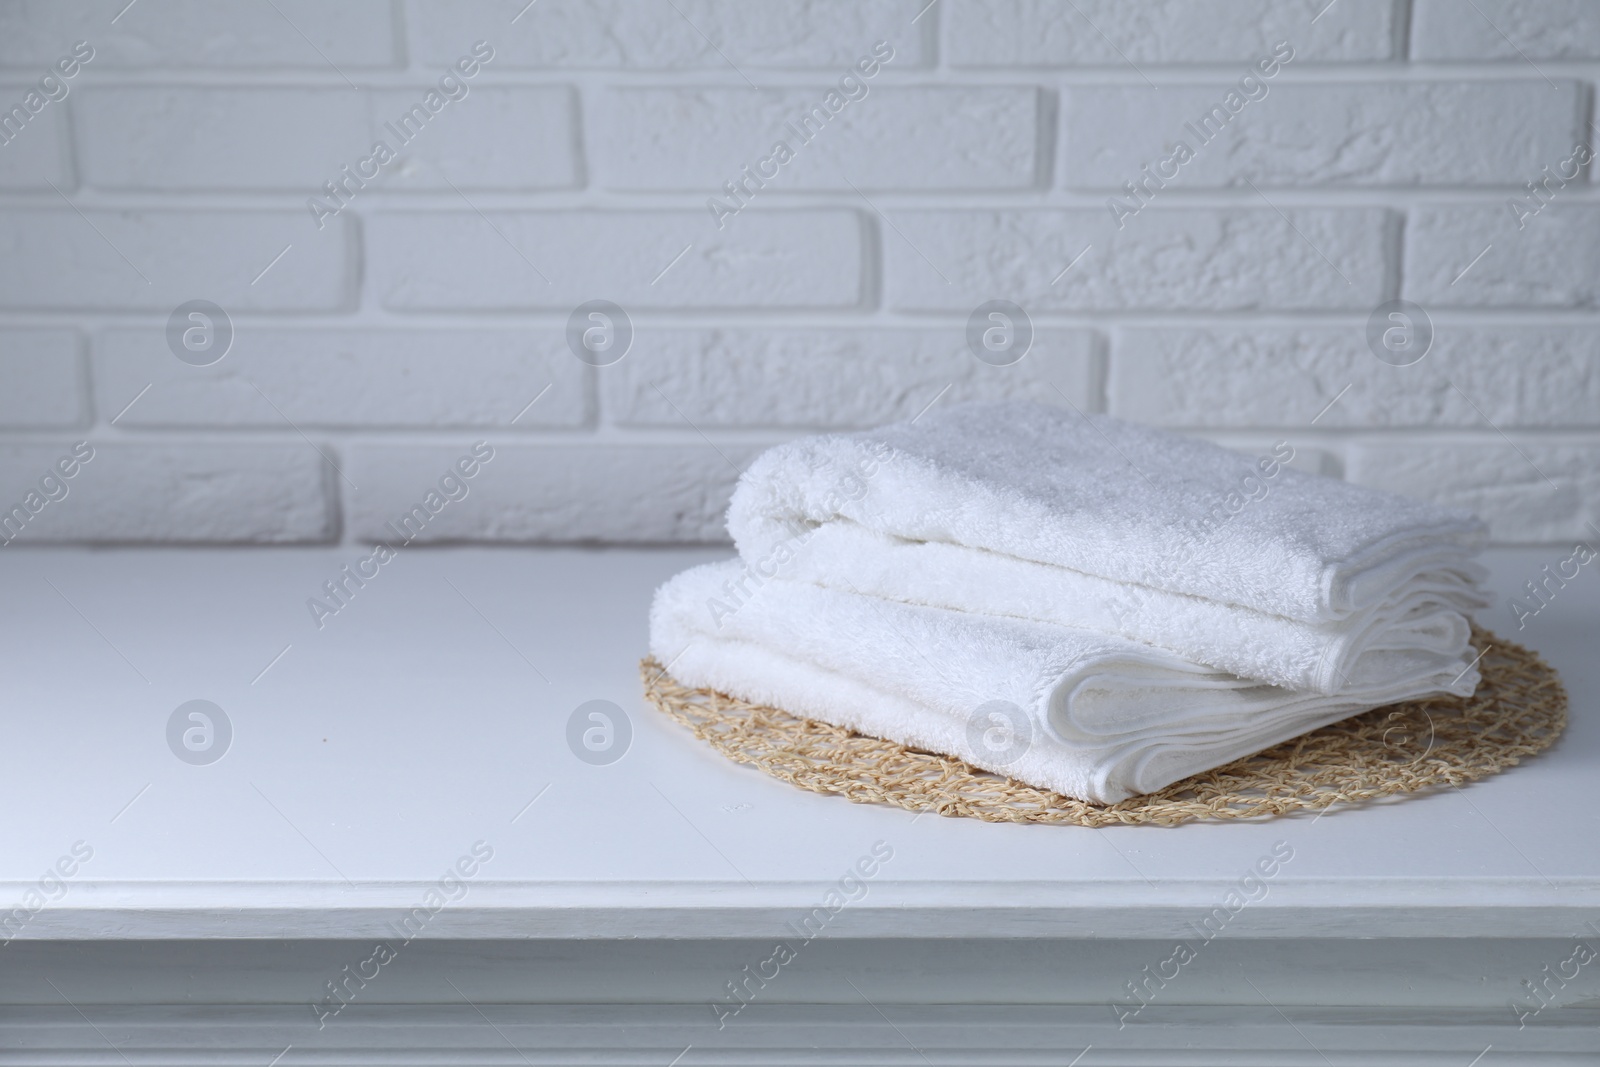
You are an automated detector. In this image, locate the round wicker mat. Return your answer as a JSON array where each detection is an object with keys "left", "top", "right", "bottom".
[{"left": 639, "top": 628, "right": 1566, "bottom": 827}]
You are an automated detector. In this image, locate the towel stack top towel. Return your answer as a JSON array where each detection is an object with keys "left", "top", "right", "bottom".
[{"left": 730, "top": 401, "right": 1485, "bottom": 625}]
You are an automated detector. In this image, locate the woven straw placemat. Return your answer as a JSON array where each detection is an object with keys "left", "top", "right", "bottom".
[{"left": 639, "top": 627, "right": 1566, "bottom": 827}]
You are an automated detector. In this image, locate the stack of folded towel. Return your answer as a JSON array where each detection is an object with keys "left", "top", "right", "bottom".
[{"left": 649, "top": 401, "right": 1487, "bottom": 804}]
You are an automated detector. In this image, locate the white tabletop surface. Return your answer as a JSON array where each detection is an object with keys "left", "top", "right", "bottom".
[{"left": 1, "top": 545, "right": 1594, "bottom": 940}]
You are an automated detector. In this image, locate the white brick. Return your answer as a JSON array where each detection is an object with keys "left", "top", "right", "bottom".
[
  {"left": 92, "top": 330, "right": 588, "bottom": 428},
  {"left": 1405, "top": 205, "right": 1600, "bottom": 309},
  {"left": 0, "top": 442, "right": 332, "bottom": 543},
  {"left": 369, "top": 88, "right": 578, "bottom": 190},
  {"left": 77, "top": 87, "right": 578, "bottom": 192},
  {"left": 604, "top": 328, "right": 1098, "bottom": 427},
  {"left": 596, "top": 87, "right": 1036, "bottom": 191},
  {"left": 1223, "top": 441, "right": 1341, "bottom": 479},
  {"left": 0, "top": 210, "right": 352, "bottom": 311},
  {"left": 1347, "top": 441, "right": 1600, "bottom": 543},
  {"left": 1111, "top": 326, "right": 1600, "bottom": 429},
  {"left": 1413, "top": 0, "right": 1600, "bottom": 59},
  {"left": 76, "top": 88, "right": 368, "bottom": 191},
  {"left": 407, "top": 0, "right": 929, "bottom": 68},
  {"left": 1063, "top": 81, "right": 1581, "bottom": 188},
  {"left": 346, "top": 444, "right": 760, "bottom": 542},
  {"left": 0, "top": 100, "right": 70, "bottom": 188},
  {"left": 0, "top": 0, "right": 396, "bottom": 68},
  {"left": 948, "top": 0, "right": 1396, "bottom": 66},
  {"left": 371, "top": 210, "right": 863, "bottom": 310},
  {"left": 886, "top": 209, "right": 1392, "bottom": 312},
  {"left": 0, "top": 329, "right": 83, "bottom": 427},
  {"left": 1183, "top": 437, "right": 1339, "bottom": 478}
]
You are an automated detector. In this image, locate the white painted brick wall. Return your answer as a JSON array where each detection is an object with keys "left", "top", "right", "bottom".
[
  {"left": 0, "top": 104, "right": 67, "bottom": 188},
  {"left": 601, "top": 328, "right": 1099, "bottom": 426},
  {"left": 76, "top": 88, "right": 372, "bottom": 190},
  {"left": 1411, "top": 0, "right": 1600, "bottom": 60},
  {"left": 368, "top": 88, "right": 580, "bottom": 190},
  {"left": 77, "top": 87, "right": 580, "bottom": 190},
  {"left": 1405, "top": 206, "right": 1600, "bottom": 308},
  {"left": 370, "top": 210, "right": 865, "bottom": 310},
  {"left": 92, "top": 329, "right": 590, "bottom": 428},
  {"left": 0, "top": 0, "right": 1595, "bottom": 546},
  {"left": 945, "top": 0, "right": 1400, "bottom": 65},
  {"left": 0, "top": 1, "right": 399, "bottom": 68},
  {"left": 885, "top": 209, "right": 1396, "bottom": 311},
  {"left": 594, "top": 87, "right": 1040, "bottom": 190},
  {"left": 1061, "top": 81, "right": 1583, "bottom": 187},
  {"left": 0, "top": 441, "right": 331, "bottom": 543},
  {"left": 0, "top": 211, "right": 353, "bottom": 310},
  {"left": 345, "top": 443, "right": 761, "bottom": 543},
  {"left": 406, "top": 1, "right": 933, "bottom": 68},
  {"left": 1348, "top": 442, "right": 1600, "bottom": 544},
  {"left": 0, "top": 330, "right": 83, "bottom": 427},
  {"left": 1110, "top": 327, "right": 1600, "bottom": 428}
]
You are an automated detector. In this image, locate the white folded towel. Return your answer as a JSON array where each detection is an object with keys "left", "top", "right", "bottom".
[
  {"left": 651, "top": 561, "right": 1480, "bottom": 804},
  {"left": 728, "top": 401, "right": 1486, "bottom": 692},
  {"left": 737, "top": 519, "right": 1483, "bottom": 693}
]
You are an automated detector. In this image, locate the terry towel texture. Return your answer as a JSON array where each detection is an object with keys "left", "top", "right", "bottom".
[
  {"left": 651, "top": 561, "right": 1480, "bottom": 804},
  {"left": 648, "top": 401, "right": 1487, "bottom": 805},
  {"left": 727, "top": 402, "right": 1486, "bottom": 693}
]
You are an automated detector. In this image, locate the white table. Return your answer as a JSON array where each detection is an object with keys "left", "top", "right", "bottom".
[{"left": 2, "top": 546, "right": 1596, "bottom": 1064}]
